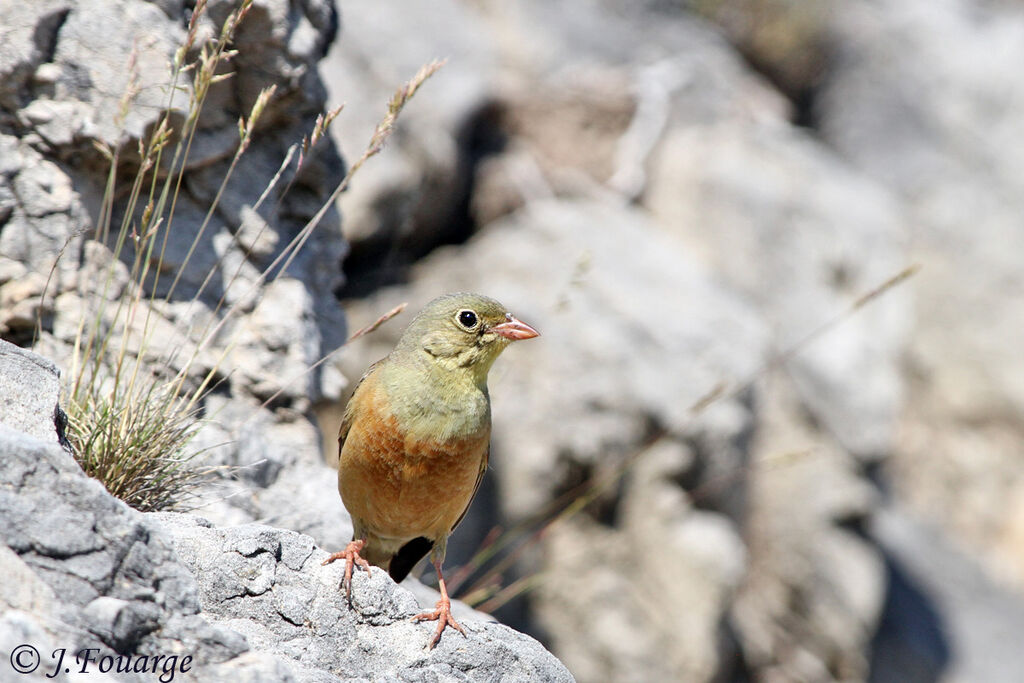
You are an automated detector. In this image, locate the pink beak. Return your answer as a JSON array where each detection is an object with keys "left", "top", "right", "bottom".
[{"left": 489, "top": 315, "right": 540, "bottom": 341}]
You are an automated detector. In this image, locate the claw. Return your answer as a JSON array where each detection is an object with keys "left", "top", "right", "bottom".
[
  {"left": 412, "top": 596, "right": 466, "bottom": 649},
  {"left": 322, "top": 539, "right": 371, "bottom": 601}
]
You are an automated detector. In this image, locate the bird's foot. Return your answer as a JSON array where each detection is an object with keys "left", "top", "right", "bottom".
[
  {"left": 322, "top": 539, "right": 371, "bottom": 600},
  {"left": 412, "top": 596, "right": 466, "bottom": 649}
]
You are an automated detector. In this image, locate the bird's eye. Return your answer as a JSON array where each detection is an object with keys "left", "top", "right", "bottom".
[{"left": 457, "top": 310, "right": 478, "bottom": 329}]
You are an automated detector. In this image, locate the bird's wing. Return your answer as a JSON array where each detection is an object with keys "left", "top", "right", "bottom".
[
  {"left": 338, "top": 359, "right": 383, "bottom": 456},
  {"left": 450, "top": 444, "right": 489, "bottom": 533}
]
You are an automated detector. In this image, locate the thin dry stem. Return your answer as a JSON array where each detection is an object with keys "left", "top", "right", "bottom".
[
  {"left": 254, "top": 302, "right": 408, "bottom": 415},
  {"left": 275, "top": 59, "right": 447, "bottom": 279},
  {"left": 169, "top": 60, "right": 446, "bottom": 400},
  {"left": 348, "top": 303, "right": 408, "bottom": 342}
]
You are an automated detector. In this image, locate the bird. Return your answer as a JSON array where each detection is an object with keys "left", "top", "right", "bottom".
[{"left": 322, "top": 292, "right": 539, "bottom": 648}]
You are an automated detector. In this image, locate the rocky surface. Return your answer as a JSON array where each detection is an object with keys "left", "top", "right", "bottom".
[
  {"left": 318, "top": 0, "right": 1024, "bottom": 681},
  {"left": 0, "top": 0, "right": 574, "bottom": 680},
  {"left": 0, "top": 341, "right": 573, "bottom": 681},
  {"left": 0, "top": 340, "right": 65, "bottom": 444},
  {"left": 0, "top": 0, "right": 365, "bottom": 610},
  {"left": 1, "top": 0, "right": 347, "bottom": 492},
  {"left": 4, "top": 0, "right": 1024, "bottom": 681},
  {"left": 819, "top": 0, "right": 1024, "bottom": 593},
  {"left": 323, "top": 2, "right": 896, "bottom": 681},
  {"left": 321, "top": 0, "right": 495, "bottom": 298},
  {"left": 149, "top": 513, "right": 570, "bottom": 681},
  {"left": 870, "top": 503, "right": 1024, "bottom": 683}
]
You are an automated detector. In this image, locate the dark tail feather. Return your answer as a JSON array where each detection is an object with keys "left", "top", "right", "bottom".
[{"left": 389, "top": 536, "right": 434, "bottom": 583}]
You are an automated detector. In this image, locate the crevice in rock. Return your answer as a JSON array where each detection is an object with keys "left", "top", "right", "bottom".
[
  {"left": 720, "top": 27, "right": 833, "bottom": 132},
  {"left": 718, "top": 615, "right": 754, "bottom": 683},
  {"left": 787, "top": 79, "right": 824, "bottom": 131},
  {"left": 336, "top": 100, "right": 509, "bottom": 300},
  {"left": 251, "top": 388, "right": 295, "bottom": 412},
  {"left": 834, "top": 510, "right": 870, "bottom": 540},
  {"left": 0, "top": 7, "right": 73, "bottom": 131},
  {"left": 866, "top": 552, "right": 950, "bottom": 683},
  {"left": 276, "top": 607, "right": 305, "bottom": 627},
  {"left": 34, "top": 7, "right": 71, "bottom": 66},
  {"left": 1, "top": 326, "right": 35, "bottom": 348},
  {"left": 864, "top": 459, "right": 891, "bottom": 498},
  {"left": 221, "top": 590, "right": 253, "bottom": 602},
  {"left": 28, "top": 542, "right": 106, "bottom": 563},
  {"left": 93, "top": 525, "right": 151, "bottom": 595},
  {"left": 54, "top": 402, "right": 72, "bottom": 449},
  {"left": 552, "top": 454, "right": 625, "bottom": 530},
  {"left": 676, "top": 412, "right": 753, "bottom": 525}
]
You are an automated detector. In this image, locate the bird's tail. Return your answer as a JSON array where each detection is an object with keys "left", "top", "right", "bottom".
[{"left": 388, "top": 536, "right": 434, "bottom": 583}]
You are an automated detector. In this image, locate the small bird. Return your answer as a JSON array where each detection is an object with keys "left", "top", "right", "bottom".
[{"left": 323, "top": 292, "right": 539, "bottom": 648}]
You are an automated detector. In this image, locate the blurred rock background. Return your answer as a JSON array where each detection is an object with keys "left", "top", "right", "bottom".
[
  {"left": 3, "top": 0, "right": 1024, "bottom": 681},
  {"left": 318, "top": 0, "right": 1024, "bottom": 681}
]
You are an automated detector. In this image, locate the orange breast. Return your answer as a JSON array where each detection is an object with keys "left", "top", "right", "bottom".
[{"left": 338, "top": 372, "right": 489, "bottom": 542}]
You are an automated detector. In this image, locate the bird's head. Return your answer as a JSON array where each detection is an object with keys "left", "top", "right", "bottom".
[{"left": 395, "top": 292, "right": 539, "bottom": 387}]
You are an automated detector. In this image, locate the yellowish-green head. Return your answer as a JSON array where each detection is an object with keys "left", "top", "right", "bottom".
[{"left": 394, "top": 292, "right": 539, "bottom": 386}]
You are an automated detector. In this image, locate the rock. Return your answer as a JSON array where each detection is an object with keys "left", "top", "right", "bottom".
[
  {"left": 0, "top": 272, "right": 51, "bottom": 338},
  {"left": 646, "top": 122, "right": 910, "bottom": 462},
  {"left": 14, "top": 0, "right": 1024, "bottom": 679},
  {"left": 0, "top": 0, "right": 349, "bottom": 532},
  {"left": 340, "top": 197, "right": 767, "bottom": 517},
  {"left": 0, "top": 0, "right": 74, "bottom": 111},
  {"left": 0, "top": 351, "right": 573, "bottom": 681},
  {"left": 44, "top": 0, "right": 188, "bottom": 150},
  {"left": 681, "top": 0, "right": 832, "bottom": 110},
  {"left": 148, "top": 513, "right": 570, "bottom": 681},
  {"left": 1, "top": 0, "right": 572, "bottom": 676},
  {"left": 0, "top": 134, "right": 88, "bottom": 339},
  {"left": 820, "top": 0, "right": 1024, "bottom": 588},
  {"left": 871, "top": 503, "right": 1024, "bottom": 683},
  {"left": 0, "top": 424, "right": 254, "bottom": 679},
  {"left": 323, "top": 2, "right": 904, "bottom": 679},
  {"left": 540, "top": 440, "right": 749, "bottom": 683},
  {"left": 1, "top": 0, "right": 348, "bottom": 386},
  {"left": 0, "top": 340, "right": 64, "bottom": 446}
]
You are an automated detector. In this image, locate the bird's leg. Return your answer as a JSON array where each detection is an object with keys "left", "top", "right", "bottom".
[
  {"left": 322, "top": 538, "right": 371, "bottom": 600},
  {"left": 412, "top": 559, "right": 467, "bottom": 649}
]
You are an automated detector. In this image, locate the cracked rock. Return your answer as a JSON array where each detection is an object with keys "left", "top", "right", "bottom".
[{"left": 0, "top": 344, "right": 574, "bottom": 681}]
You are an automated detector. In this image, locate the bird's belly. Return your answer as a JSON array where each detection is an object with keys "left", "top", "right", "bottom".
[{"left": 339, "top": 412, "right": 488, "bottom": 542}]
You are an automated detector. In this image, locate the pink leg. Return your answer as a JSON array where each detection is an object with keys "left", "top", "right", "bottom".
[{"left": 411, "top": 559, "right": 467, "bottom": 649}]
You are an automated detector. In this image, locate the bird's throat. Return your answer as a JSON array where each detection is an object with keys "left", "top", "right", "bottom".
[{"left": 380, "top": 360, "right": 492, "bottom": 444}]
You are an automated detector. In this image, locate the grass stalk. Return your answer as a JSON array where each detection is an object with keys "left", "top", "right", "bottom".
[{"left": 60, "top": 1, "right": 441, "bottom": 512}]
